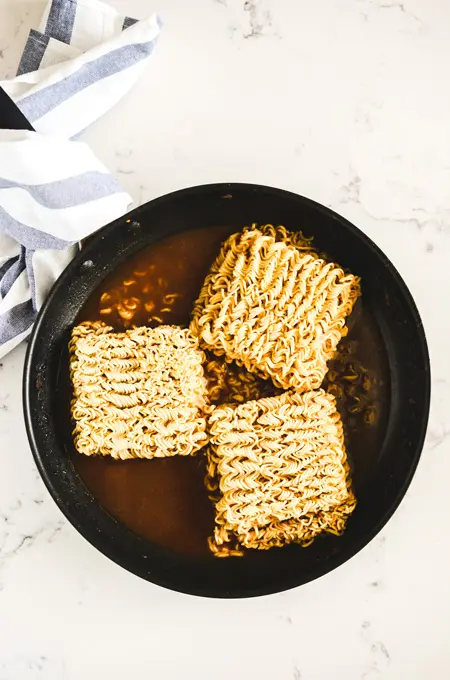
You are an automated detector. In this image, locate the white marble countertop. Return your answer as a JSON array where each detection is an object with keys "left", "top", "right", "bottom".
[{"left": 0, "top": 0, "right": 449, "bottom": 678}]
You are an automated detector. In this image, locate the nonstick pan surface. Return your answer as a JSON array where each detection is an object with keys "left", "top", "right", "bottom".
[{"left": 23, "top": 183, "right": 430, "bottom": 597}]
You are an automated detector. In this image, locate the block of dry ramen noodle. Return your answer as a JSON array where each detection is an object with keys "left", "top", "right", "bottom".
[
  {"left": 190, "top": 226, "right": 361, "bottom": 392},
  {"left": 69, "top": 321, "right": 209, "bottom": 460},
  {"left": 206, "top": 389, "right": 356, "bottom": 556}
]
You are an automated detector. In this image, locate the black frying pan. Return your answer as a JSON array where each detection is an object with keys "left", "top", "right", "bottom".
[{"left": 22, "top": 184, "right": 430, "bottom": 597}]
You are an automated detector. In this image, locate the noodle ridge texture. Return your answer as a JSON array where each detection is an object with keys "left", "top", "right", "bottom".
[
  {"left": 190, "top": 227, "right": 360, "bottom": 392},
  {"left": 69, "top": 321, "right": 209, "bottom": 460},
  {"left": 206, "top": 389, "right": 356, "bottom": 555}
]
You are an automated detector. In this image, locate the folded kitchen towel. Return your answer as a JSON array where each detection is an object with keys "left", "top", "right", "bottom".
[
  {"left": 0, "top": 130, "right": 132, "bottom": 359},
  {"left": 1, "top": 0, "right": 161, "bottom": 138},
  {"left": 0, "top": 0, "right": 162, "bottom": 358}
]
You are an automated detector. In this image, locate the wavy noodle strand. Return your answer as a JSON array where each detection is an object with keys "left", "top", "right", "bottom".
[
  {"left": 69, "top": 321, "right": 209, "bottom": 460},
  {"left": 190, "top": 226, "right": 360, "bottom": 392},
  {"left": 206, "top": 389, "right": 356, "bottom": 556}
]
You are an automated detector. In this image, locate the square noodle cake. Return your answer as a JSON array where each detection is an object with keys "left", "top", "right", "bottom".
[
  {"left": 206, "top": 389, "right": 356, "bottom": 555},
  {"left": 190, "top": 227, "right": 360, "bottom": 392},
  {"left": 69, "top": 322, "right": 209, "bottom": 459}
]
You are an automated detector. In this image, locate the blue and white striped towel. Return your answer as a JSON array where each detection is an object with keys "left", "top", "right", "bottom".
[
  {"left": 0, "top": 0, "right": 161, "bottom": 359},
  {"left": 1, "top": 0, "right": 161, "bottom": 138}
]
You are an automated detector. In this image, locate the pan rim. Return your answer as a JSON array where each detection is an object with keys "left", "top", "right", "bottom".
[{"left": 22, "top": 182, "right": 431, "bottom": 598}]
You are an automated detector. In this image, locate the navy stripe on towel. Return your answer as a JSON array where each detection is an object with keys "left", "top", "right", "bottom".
[
  {"left": 0, "top": 171, "right": 123, "bottom": 210},
  {"left": 16, "top": 30, "right": 50, "bottom": 76},
  {"left": 0, "top": 247, "right": 26, "bottom": 298},
  {"left": 0, "top": 299, "right": 35, "bottom": 346},
  {"left": 123, "top": 16, "right": 138, "bottom": 30},
  {"left": 0, "top": 206, "right": 73, "bottom": 251},
  {"left": 45, "top": 0, "right": 77, "bottom": 44},
  {"left": 19, "top": 41, "right": 155, "bottom": 123},
  {"left": 0, "top": 255, "right": 19, "bottom": 281}
]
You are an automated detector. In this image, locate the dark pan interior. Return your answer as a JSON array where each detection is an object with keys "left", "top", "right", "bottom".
[{"left": 23, "top": 183, "right": 430, "bottom": 597}]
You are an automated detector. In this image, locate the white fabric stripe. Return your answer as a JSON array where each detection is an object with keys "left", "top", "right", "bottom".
[
  {"left": 33, "top": 59, "right": 152, "bottom": 139},
  {"left": 72, "top": 6, "right": 106, "bottom": 47},
  {"left": 0, "top": 206, "right": 77, "bottom": 250},
  {"left": 38, "top": 0, "right": 52, "bottom": 34},
  {"left": 39, "top": 37, "right": 80, "bottom": 69},
  {"left": 16, "top": 18, "right": 159, "bottom": 104},
  {"left": 19, "top": 41, "right": 154, "bottom": 123},
  {"left": 2, "top": 63, "right": 68, "bottom": 96},
  {"left": 1, "top": 190, "right": 130, "bottom": 242},
  {"left": 0, "top": 270, "right": 30, "bottom": 315},
  {"left": 31, "top": 246, "right": 77, "bottom": 310},
  {"left": 0, "top": 171, "right": 124, "bottom": 209},
  {"left": 0, "top": 1, "right": 160, "bottom": 359},
  {"left": 0, "top": 131, "right": 121, "bottom": 184},
  {"left": 0, "top": 327, "right": 32, "bottom": 360},
  {"left": 0, "top": 232, "right": 20, "bottom": 267},
  {"left": 0, "top": 15, "right": 159, "bottom": 110},
  {"left": 71, "top": 0, "right": 127, "bottom": 48},
  {"left": 25, "top": 249, "right": 36, "bottom": 312}
]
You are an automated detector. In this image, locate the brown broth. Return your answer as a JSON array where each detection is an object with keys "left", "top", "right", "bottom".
[
  {"left": 74, "top": 225, "right": 389, "bottom": 557},
  {"left": 74, "top": 455, "right": 214, "bottom": 556},
  {"left": 81, "top": 225, "right": 236, "bottom": 329}
]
